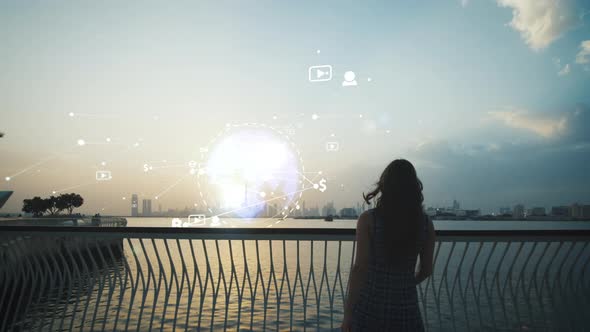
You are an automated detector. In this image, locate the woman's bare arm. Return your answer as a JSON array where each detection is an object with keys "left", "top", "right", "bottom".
[
  {"left": 415, "top": 218, "right": 435, "bottom": 284},
  {"left": 343, "top": 211, "right": 371, "bottom": 320}
]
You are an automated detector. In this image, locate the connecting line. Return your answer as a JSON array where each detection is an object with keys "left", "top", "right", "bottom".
[
  {"left": 212, "top": 186, "right": 313, "bottom": 219},
  {"left": 295, "top": 170, "right": 317, "bottom": 186},
  {"left": 54, "top": 181, "right": 98, "bottom": 194},
  {"left": 83, "top": 142, "right": 124, "bottom": 146},
  {"left": 150, "top": 164, "right": 187, "bottom": 170},
  {"left": 70, "top": 113, "right": 120, "bottom": 119},
  {"left": 263, "top": 211, "right": 290, "bottom": 227},
  {"left": 153, "top": 174, "right": 191, "bottom": 199},
  {"left": 7, "top": 153, "right": 64, "bottom": 179},
  {"left": 309, "top": 172, "right": 323, "bottom": 184}
]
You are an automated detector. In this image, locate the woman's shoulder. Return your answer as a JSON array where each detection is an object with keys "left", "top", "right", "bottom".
[
  {"left": 356, "top": 209, "right": 375, "bottom": 231},
  {"left": 358, "top": 209, "right": 374, "bottom": 223}
]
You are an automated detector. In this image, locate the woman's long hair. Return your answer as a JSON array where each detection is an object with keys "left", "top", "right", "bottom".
[{"left": 363, "top": 159, "right": 425, "bottom": 260}]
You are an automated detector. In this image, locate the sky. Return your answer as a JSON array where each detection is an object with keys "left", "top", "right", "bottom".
[{"left": 1, "top": 0, "right": 589, "bottom": 215}]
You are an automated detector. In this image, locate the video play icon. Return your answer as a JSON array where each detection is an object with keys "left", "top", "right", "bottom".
[{"left": 308, "top": 65, "right": 333, "bottom": 82}]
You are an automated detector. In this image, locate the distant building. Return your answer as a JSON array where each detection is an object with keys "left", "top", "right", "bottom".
[
  {"left": 452, "top": 200, "right": 461, "bottom": 210},
  {"left": 499, "top": 207, "right": 512, "bottom": 215},
  {"left": 527, "top": 207, "right": 546, "bottom": 217},
  {"left": 570, "top": 204, "right": 590, "bottom": 219},
  {"left": 142, "top": 199, "right": 152, "bottom": 216},
  {"left": 322, "top": 202, "right": 336, "bottom": 216},
  {"left": 465, "top": 210, "right": 480, "bottom": 218},
  {"left": 131, "top": 194, "right": 139, "bottom": 217},
  {"left": 571, "top": 203, "right": 582, "bottom": 218},
  {"left": 513, "top": 204, "right": 525, "bottom": 219},
  {"left": 551, "top": 206, "right": 570, "bottom": 217},
  {"left": 308, "top": 206, "right": 320, "bottom": 216},
  {"left": 455, "top": 210, "right": 467, "bottom": 217},
  {"left": 339, "top": 208, "right": 357, "bottom": 219},
  {"left": 425, "top": 207, "right": 437, "bottom": 217}
]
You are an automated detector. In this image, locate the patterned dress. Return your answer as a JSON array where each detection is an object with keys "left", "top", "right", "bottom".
[{"left": 351, "top": 209, "right": 428, "bottom": 331}]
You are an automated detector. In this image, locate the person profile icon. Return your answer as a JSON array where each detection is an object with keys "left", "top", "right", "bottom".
[{"left": 342, "top": 71, "right": 358, "bottom": 87}]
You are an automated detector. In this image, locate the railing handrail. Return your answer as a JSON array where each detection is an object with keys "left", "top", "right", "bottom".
[{"left": 1, "top": 225, "right": 590, "bottom": 238}]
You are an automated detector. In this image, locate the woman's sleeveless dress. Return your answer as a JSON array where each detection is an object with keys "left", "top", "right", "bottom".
[{"left": 351, "top": 209, "right": 428, "bottom": 331}]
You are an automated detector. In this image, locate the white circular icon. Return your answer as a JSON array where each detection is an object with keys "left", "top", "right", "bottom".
[{"left": 342, "top": 71, "right": 358, "bottom": 87}]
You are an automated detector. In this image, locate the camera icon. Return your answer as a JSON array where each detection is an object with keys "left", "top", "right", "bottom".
[
  {"left": 96, "top": 170, "right": 112, "bottom": 181},
  {"left": 188, "top": 214, "right": 206, "bottom": 226}
]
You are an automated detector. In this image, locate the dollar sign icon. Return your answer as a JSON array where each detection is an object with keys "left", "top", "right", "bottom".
[
  {"left": 143, "top": 164, "right": 149, "bottom": 172},
  {"left": 318, "top": 178, "right": 327, "bottom": 192}
]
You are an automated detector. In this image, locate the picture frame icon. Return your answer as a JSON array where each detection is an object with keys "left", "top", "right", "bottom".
[
  {"left": 308, "top": 65, "right": 333, "bottom": 82},
  {"left": 188, "top": 214, "right": 206, "bottom": 226},
  {"left": 325, "top": 141, "right": 339, "bottom": 152}
]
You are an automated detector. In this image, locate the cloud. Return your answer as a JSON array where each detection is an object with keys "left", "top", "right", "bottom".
[
  {"left": 575, "top": 40, "right": 590, "bottom": 64},
  {"left": 496, "top": 0, "right": 577, "bottom": 50},
  {"left": 558, "top": 63, "right": 571, "bottom": 76},
  {"left": 488, "top": 108, "right": 567, "bottom": 138},
  {"left": 554, "top": 57, "right": 571, "bottom": 76}
]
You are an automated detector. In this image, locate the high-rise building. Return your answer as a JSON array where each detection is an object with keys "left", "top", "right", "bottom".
[
  {"left": 131, "top": 194, "right": 139, "bottom": 217},
  {"left": 142, "top": 199, "right": 152, "bottom": 216},
  {"left": 452, "top": 200, "right": 461, "bottom": 211}
]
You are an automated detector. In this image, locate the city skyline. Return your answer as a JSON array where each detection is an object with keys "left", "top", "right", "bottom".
[{"left": 1, "top": 1, "right": 590, "bottom": 216}]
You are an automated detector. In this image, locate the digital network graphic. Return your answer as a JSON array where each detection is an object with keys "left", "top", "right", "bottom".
[
  {"left": 2, "top": 49, "right": 381, "bottom": 223},
  {"left": 180, "top": 122, "right": 328, "bottom": 227}
]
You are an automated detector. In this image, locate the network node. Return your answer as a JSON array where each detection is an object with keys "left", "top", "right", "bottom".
[
  {"left": 4, "top": 177, "right": 10, "bottom": 182},
  {"left": 311, "top": 114, "right": 319, "bottom": 120},
  {"left": 77, "top": 139, "right": 86, "bottom": 146},
  {"left": 313, "top": 183, "right": 319, "bottom": 189},
  {"left": 68, "top": 112, "right": 75, "bottom": 117},
  {"left": 106, "top": 137, "right": 111, "bottom": 142}
]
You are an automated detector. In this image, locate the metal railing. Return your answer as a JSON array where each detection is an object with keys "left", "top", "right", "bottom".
[
  {"left": 0, "top": 216, "right": 127, "bottom": 227},
  {"left": 0, "top": 227, "right": 589, "bottom": 331}
]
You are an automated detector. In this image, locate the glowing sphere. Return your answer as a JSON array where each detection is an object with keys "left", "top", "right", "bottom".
[{"left": 200, "top": 125, "right": 302, "bottom": 218}]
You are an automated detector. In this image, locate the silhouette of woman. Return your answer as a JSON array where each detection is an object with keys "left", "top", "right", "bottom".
[{"left": 342, "top": 159, "right": 435, "bottom": 331}]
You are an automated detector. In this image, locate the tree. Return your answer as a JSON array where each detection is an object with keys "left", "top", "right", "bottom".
[
  {"left": 55, "top": 194, "right": 70, "bottom": 214},
  {"left": 45, "top": 196, "right": 61, "bottom": 215},
  {"left": 60, "top": 193, "right": 84, "bottom": 215},
  {"left": 22, "top": 196, "right": 49, "bottom": 217},
  {"left": 22, "top": 193, "right": 84, "bottom": 217}
]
